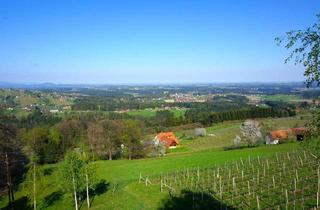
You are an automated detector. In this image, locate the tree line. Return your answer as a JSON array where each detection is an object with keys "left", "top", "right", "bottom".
[{"left": 185, "top": 107, "right": 296, "bottom": 126}]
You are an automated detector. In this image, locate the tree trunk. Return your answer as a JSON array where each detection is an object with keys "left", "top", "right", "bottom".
[
  {"left": 90, "top": 143, "right": 95, "bottom": 160},
  {"left": 5, "top": 153, "right": 14, "bottom": 204},
  {"left": 10, "top": 185, "right": 14, "bottom": 201},
  {"left": 128, "top": 148, "right": 132, "bottom": 160},
  {"left": 108, "top": 148, "right": 112, "bottom": 160},
  {"left": 33, "top": 163, "right": 36, "bottom": 210},
  {"left": 86, "top": 172, "right": 90, "bottom": 209},
  {"left": 72, "top": 174, "right": 78, "bottom": 210}
]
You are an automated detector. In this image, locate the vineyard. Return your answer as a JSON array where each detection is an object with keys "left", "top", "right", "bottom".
[{"left": 140, "top": 150, "right": 320, "bottom": 209}]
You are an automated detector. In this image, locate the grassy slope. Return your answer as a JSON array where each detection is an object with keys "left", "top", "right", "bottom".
[
  {"left": 173, "top": 116, "right": 306, "bottom": 153},
  {"left": 0, "top": 143, "right": 299, "bottom": 210},
  {"left": 95, "top": 143, "right": 299, "bottom": 183},
  {"left": 0, "top": 117, "right": 306, "bottom": 210}
]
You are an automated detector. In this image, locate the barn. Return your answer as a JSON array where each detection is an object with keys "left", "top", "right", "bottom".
[{"left": 154, "top": 132, "right": 180, "bottom": 148}]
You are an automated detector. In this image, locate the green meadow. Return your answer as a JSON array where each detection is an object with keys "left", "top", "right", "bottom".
[{"left": 127, "top": 108, "right": 186, "bottom": 118}]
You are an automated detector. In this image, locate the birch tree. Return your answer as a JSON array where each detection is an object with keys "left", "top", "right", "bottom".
[
  {"left": 24, "top": 155, "right": 43, "bottom": 210},
  {"left": 60, "top": 151, "right": 86, "bottom": 210},
  {"left": 79, "top": 147, "right": 96, "bottom": 209}
]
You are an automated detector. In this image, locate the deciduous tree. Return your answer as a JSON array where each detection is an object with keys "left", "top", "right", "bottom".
[
  {"left": 276, "top": 13, "right": 320, "bottom": 86},
  {"left": 240, "top": 120, "right": 262, "bottom": 147},
  {"left": 121, "top": 120, "right": 142, "bottom": 160}
]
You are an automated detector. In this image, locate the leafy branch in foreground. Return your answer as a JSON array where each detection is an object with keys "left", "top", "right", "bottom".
[{"left": 276, "top": 13, "right": 320, "bottom": 87}]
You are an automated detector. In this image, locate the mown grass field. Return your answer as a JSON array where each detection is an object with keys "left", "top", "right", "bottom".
[
  {"left": 0, "top": 116, "right": 308, "bottom": 210},
  {"left": 126, "top": 108, "right": 186, "bottom": 118}
]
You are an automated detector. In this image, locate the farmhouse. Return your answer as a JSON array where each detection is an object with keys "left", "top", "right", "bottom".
[
  {"left": 266, "top": 130, "right": 289, "bottom": 144},
  {"left": 266, "top": 127, "right": 308, "bottom": 144},
  {"left": 154, "top": 132, "right": 180, "bottom": 148}
]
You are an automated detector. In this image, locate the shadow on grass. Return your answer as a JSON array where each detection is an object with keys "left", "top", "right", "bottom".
[
  {"left": 43, "top": 190, "right": 63, "bottom": 208},
  {"left": 159, "top": 190, "right": 236, "bottom": 210},
  {"left": 78, "top": 179, "right": 110, "bottom": 209},
  {"left": 0, "top": 196, "right": 31, "bottom": 210},
  {"left": 223, "top": 145, "right": 257, "bottom": 151},
  {"left": 94, "top": 179, "right": 110, "bottom": 196}
]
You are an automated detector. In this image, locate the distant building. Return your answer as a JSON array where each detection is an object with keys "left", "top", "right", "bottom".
[
  {"left": 154, "top": 132, "right": 180, "bottom": 148},
  {"left": 49, "top": 109, "right": 59, "bottom": 113}
]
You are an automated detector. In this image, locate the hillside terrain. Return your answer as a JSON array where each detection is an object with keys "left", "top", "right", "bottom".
[{"left": 0, "top": 116, "right": 308, "bottom": 210}]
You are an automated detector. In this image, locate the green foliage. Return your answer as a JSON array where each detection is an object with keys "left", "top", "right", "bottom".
[
  {"left": 22, "top": 162, "right": 44, "bottom": 203},
  {"left": 22, "top": 127, "right": 63, "bottom": 164},
  {"left": 276, "top": 13, "right": 320, "bottom": 86},
  {"left": 122, "top": 119, "right": 144, "bottom": 159},
  {"left": 185, "top": 107, "right": 295, "bottom": 126},
  {"left": 155, "top": 110, "right": 175, "bottom": 127},
  {"left": 304, "top": 109, "right": 320, "bottom": 157},
  {"left": 60, "top": 151, "right": 86, "bottom": 196},
  {"left": 19, "top": 110, "right": 61, "bottom": 129},
  {"left": 307, "top": 109, "right": 320, "bottom": 137}
]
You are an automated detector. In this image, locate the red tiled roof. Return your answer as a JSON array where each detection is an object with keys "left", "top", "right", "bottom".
[
  {"left": 270, "top": 130, "right": 289, "bottom": 139},
  {"left": 156, "top": 132, "right": 179, "bottom": 147}
]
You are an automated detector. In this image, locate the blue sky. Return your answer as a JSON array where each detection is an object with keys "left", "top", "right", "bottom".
[{"left": 0, "top": 0, "right": 319, "bottom": 84}]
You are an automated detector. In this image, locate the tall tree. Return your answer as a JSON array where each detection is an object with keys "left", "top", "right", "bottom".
[
  {"left": 87, "top": 121, "right": 104, "bottom": 159},
  {"left": 121, "top": 120, "right": 142, "bottom": 160},
  {"left": 0, "top": 111, "right": 30, "bottom": 207},
  {"left": 276, "top": 13, "right": 320, "bottom": 86},
  {"left": 60, "top": 151, "right": 86, "bottom": 210},
  {"left": 23, "top": 155, "right": 43, "bottom": 210},
  {"left": 78, "top": 146, "right": 96, "bottom": 209},
  {"left": 100, "top": 120, "right": 122, "bottom": 160},
  {"left": 22, "top": 127, "right": 62, "bottom": 163}
]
